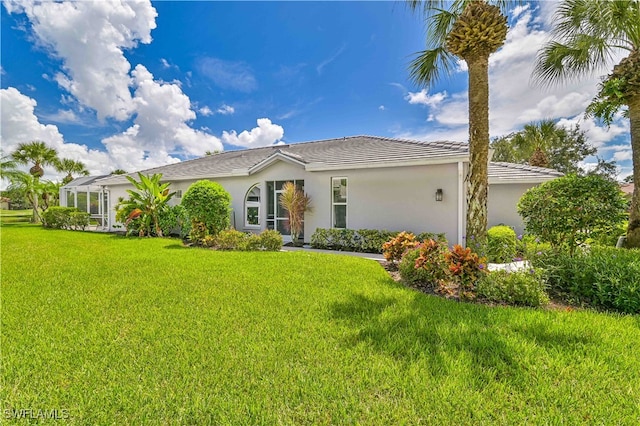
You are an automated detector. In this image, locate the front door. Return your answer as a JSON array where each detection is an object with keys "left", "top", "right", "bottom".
[{"left": 266, "top": 180, "right": 304, "bottom": 242}]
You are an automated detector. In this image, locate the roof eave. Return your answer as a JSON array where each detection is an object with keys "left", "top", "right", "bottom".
[{"left": 305, "top": 155, "right": 469, "bottom": 171}]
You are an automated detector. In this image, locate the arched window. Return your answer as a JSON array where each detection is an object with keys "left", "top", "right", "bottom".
[{"left": 245, "top": 184, "right": 261, "bottom": 227}]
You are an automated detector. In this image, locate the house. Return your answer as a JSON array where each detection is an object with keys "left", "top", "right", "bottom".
[{"left": 61, "top": 136, "right": 562, "bottom": 244}]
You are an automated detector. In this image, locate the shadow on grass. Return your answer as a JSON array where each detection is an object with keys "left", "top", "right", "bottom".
[
  {"left": 164, "top": 243, "right": 189, "bottom": 250},
  {"left": 330, "top": 281, "right": 594, "bottom": 389}
]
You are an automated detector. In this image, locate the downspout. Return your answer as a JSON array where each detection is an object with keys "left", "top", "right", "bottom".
[{"left": 458, "top": 161, "right": 464, "bottom": 246}]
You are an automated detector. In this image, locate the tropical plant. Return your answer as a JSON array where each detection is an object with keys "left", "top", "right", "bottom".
[
  {"left": 10, "top": 141, "right": 59, "bottom": 222},
  {"left": 181, "top": 180, "right": 231, "bottom": 237},
  {"left": 278, "top": 181, "right": 312, "bottom": 245},
  {"left": 518, "top": 174, "right": 628, "bottom": 254},
  {"left": 534, "top": 0, "right": 640, "bottom": 247},
  {"left": 116, "top": 173, "right": 175, "bottom": 237},
  {"left": 414, "top": 238, "right": 450, "bottom": 283},
  {"left": 382, "top": 231, "right": 419, "bottom": 264},
  {"left": 0, "top": 154, "right": 22, "bottom": 182},
  {"left": 408, "top": 0, "right": 515, "bottom": 249},
  {"left": 7, "top": 172, "right": 44, "bottom": 221},
  {"left": 56, "top": 158, "right": 89, "bottom": 185},
  {"left": 445, "top": 244, "right": 488, "bottom": 299}
]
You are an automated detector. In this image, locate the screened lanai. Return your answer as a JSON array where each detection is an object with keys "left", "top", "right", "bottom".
[{"left": 59, "top": 175, "right": 110, "bottom": 230}]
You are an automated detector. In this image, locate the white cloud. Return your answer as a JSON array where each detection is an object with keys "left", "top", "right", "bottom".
[
  {"left": 317, "top": 43, "right": 347, "bottom": 75},
  {"left": 4, "top": 0, "right": 157, "bottom": 121},
  {"left": 378, "top": 105, "right": 385, "bottom": 111},
  {"left": 613, "top": 150, "right": 633, "bottom": 162},
  {"left": 161, "top": 58, "right": 170, "bottom": 68},
  {"left": 216, "top": 104, "right": 235, "bottom": 115},
  {"left": 405, "top": 89, "right": 448, "bottom": 107},
  {"left": 222, "top": 118, "right": 284, "bottom": 149},
  {"left": 199, "top": 106, "right": 213, "bottom": 116},
  {"left": 0, "top": 87, "right": 111, "bottom": 179},
  {"left": 196, "top": 57, "right": 257, "bottom": 92}
]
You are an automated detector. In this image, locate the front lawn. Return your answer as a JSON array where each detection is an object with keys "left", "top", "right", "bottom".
[{"left": 2, "top": 224, "right": 639, "bottom": 424}]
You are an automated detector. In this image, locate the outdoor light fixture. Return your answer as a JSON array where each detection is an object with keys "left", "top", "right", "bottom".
[{"left": 435, "top": 188, "right": 443, "bottom": 202}]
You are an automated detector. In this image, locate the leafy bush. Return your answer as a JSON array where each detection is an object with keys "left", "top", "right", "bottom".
[
  {"left": 445, "top": 245, "right": 487, "bottom": 299},
  {"left": 42, "top": 206, "right": 76, "bottom": 229},
  {"left": 414, "top": 239, "right": 449, "bottom": 283},
  {"left": 69, "top": 211, "right": 90, "bottom": 231},
  {"left": 259, "top": 229, "right": 283, "bottom": 251},
  {"left": 182, "top": 180, "right": 231, "bottom": 236},
  {"left": 518, "top": 174, "right": 628, "bottom": 253},
  {"left": 354, "top": 229, "right": 397, "bottom": 253},
  {"left": 487, "top": 225, "right": 517, "bottom": 263},
  {"left": 215, "top": 229, "right": 247, "bottom": 250},
  {"left": 382, "top": 231, "right": 419, "bottom": 264},
  {"left": 398, "top": 248, "right": 434, "bottom": 284},
  {"left": 534, "top": 247, "right": 640, "bottom": 314},
  {"left": 310, "top": 228, "right": 445, "bottom": 254},
  {"left": 188, "top": 220, "right": 209, "bottom": 244},
  {"left": 477, "top": 270, "right": 550, "bottom": 307},
  {"left": 158, "top": 205, "right": 189, "bottom": 238}
]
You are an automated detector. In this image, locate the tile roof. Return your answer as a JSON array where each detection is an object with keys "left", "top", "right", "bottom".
[
  {"left": 488, "top": 162, "right": 564, "bottom": 183},
  {"left": 61, "top": 174, "right": 111, "bottom": 188}
]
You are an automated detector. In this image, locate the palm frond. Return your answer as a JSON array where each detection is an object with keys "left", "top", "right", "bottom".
[{"left": 409, "top": 47, "right": 457, "bottom": 88}]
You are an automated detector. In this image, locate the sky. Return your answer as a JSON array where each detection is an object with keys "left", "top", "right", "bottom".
[{"left": 0, "top": 0, "right": 633, "bottom": 182}]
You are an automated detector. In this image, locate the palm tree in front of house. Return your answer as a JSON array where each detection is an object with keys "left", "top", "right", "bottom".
[
  {"left": 408, "top": 0, "right": 513, "bottom": 250},
  {"left": 11, "top": 141, "right": 59, "bottom": 222},
  {"left": 534, "top": 0, "right": 640, "bottom": 247},
  {"left": 56, "top": 158, "right": 90, "bottom": 185}
]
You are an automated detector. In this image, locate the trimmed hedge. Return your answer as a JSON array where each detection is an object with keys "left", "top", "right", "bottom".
[
  {"left": 487, "top": 225, "right": 517, "bottom": 263},
  {"left": 182, "top": 180, "right": 231, "bottom": 236},
  {"left": 310, "top": 228, "right": 446, "bottom": 254},
  {"left": 199, "top": 229, "right": 283, "bottom": 251},
  {"left": 42, "top": 207, "right": 90, "bottom": 231},
  {"left": 478, "top": 270, "right": 549, "bottom": 307}
]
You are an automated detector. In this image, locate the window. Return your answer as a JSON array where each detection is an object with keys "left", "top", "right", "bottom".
[
  {"left": 244, "top": 184, "right": 261, "bottom": 227},
  {"left": 265, "top": 180, "right": 305, "bottom": 237},
  {"left": 332, "top": 177, "right": 347, "bottom": 229},
  {"left": 175, "top": 190, "right": 182, "bottom": 199}
]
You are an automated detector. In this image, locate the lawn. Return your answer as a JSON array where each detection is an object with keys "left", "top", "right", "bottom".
[
  {"left": 0, "top": 209, "right": 32, "bottom": 224},
  {"left": 2, "top": 224, "right": 640, "bottom": 424}
]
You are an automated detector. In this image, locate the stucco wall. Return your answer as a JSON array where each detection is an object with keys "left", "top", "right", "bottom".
[{"left": 487, "top": 182, "right": 537, "bottom": 235}]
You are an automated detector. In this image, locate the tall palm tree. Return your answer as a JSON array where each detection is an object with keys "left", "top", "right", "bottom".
[
  {"left": 11, "top": 141, "right": 59, "bottom": 222},
  {"left": 408, "top": 0, "right": 513, "bottom": 249},
  {"left": 511, "top": 120, "right": 562, "bottom": 168},
  {"left": 1, "top": 154, "right": 21, "bottom": 182},
  {"left": 534, "top": 0, "right": 640, "bottom": 247},
  {"left": 56, "top": 158, "right": 89, "bottom": 185}
]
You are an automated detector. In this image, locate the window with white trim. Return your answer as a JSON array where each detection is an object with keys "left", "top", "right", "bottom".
[
  {"left": 245, "top": 184, "right": 261, "bottom": 227},
  {"left": 332, "top": 177, "right": 347, "bottom": 229}
]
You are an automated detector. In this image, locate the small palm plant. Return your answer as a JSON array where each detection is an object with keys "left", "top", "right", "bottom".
[
  {"left": 279, "top": 182, "right": 312, "bottom": 245},
  {"left": 116, "top": 173, "right": 175, "bottom": 237}
]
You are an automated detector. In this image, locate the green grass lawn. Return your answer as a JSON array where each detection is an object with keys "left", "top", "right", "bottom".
[
  {"left": 2, "top": 224, "right": 640, "bottom": 424},
  {"left": 0, "top": 209, "right": 32, "bottom": 224}
]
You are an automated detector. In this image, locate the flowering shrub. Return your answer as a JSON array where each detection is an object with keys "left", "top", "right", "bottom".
[
  {"left": 487, "top": 225, "right": 517, "bottom": 263},
  {"left": 445, "top": 244, "right": 487, "bottom": 299},
  {"left": 382, "top": 231, "right": 419, "bottom": 264}
]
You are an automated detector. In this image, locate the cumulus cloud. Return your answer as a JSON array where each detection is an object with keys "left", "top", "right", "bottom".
[
  {"left": 196, "top": 57, "right": 257, "bottom": 92},
  {"left": 405, "top": 89, "right": 448, "bottom": 107},
  {"left": 4, "top": 0, "right": 157, "bottom": 121},
  {"left": 216, "top": 104, "right": 235, "bottom": 115},
  {"left": 1, "top": 87, "right": 111, "bottom": 179},
  {"left": 222, "top": 118, "right": 284, "bottom": 149}
]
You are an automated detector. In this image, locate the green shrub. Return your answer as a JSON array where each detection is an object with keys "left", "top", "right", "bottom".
[
  {"left": 518, "top": 174, "right": 628, "bottom": 253},
  {"left": 215, "top": 229, "right": 247, "bottom": 250},
  {"left": 398, "top": 247, "right": 434, "bottom": 285},
  {"left": 69, "top": 211, "right": 90, "bottom": 231},
  {"left": 382, "top": 231, "right": 419, "bottom": 264},
  {"left": 535, "top": 247, "right": 640, "bottom": 314},
  {"left": 478, "top": 270, "right": 550, "bottom": 307},
  {"left": 487, "top": 225, "right": 517, "bottom": 263},
  {"left": 158, "top": 205, "right": 189, "bottom": 238},
  {"left": 413, "top": 239, "right": 449, "bottom": 284},
  {"left": 188, "top": 220, "right": 209, "bottom": 244},
  {"left": 259, "top": 230, "right": 283, "bottom": 251},
  {"left": 42, "top": 207, "right": 76, "bottom": 229},
  {"left": 310, "top": 228, "right": 444, "bottom": 254},
  {"left": 182, "top": 180, "right": 231, "bottom": 236},
  {"left": 355, "top": 229, "right": 397, "bottom": 253}
]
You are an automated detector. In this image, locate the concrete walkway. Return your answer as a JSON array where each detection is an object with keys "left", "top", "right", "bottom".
[{"left": 280, "top": 245, "right": 384, "bottom": 261}]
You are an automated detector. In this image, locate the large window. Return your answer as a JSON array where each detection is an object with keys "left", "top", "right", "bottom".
[
  {"left": 266, "top": 180, "right": 304, "bottom": 237},
  {"left": 244, "top": 184, "right": 261, "bottom": 227},
  {"left": 332, "top": 177, "right": 347, "bottom": 229}
]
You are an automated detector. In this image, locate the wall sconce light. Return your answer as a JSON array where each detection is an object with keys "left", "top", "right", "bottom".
[{"left": 435, "top": 188, "right": 443, "bottom": 202}]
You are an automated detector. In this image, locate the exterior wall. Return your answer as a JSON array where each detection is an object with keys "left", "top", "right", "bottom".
[
  {"left": 105, "top": 160, "right": 464, "bottom": 244},
  {"left": 487, "top": 182, "right": 538, "bottom": 235}
]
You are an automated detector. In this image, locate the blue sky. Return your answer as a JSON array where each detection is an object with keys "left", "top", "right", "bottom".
[{"left": 0, "top": 1, "right": 633, "bottom": 180}]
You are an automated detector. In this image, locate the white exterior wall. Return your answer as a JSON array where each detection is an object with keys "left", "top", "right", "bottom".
[
  {"left": 487, "top": 182, "right": 538, "bottom": 235},
  {"left": 105, "top": 160, "right": 464, "bottom": 244}
]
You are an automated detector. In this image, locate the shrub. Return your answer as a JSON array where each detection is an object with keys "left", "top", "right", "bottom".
[
  {"left": 310, "top": 228, "right": 443, "bottom": 254},
  {"left": 477, "top": 270, "right": 550, "bottom": 307},
  {"left": 158, "top": 205, "right": 189, "bottom": 238},
  {"left": 355, "top": 229, "right": 397, "bottom": 253},
  {"left": 42, "top": 206, "right": 76, "bottom": 229},
  {"left": 69, "top": 211, "right": 90, "bottom": 231},
  {"left": 215, "top": 229, "right": 247, "bottom": 250},
  {"left": 188, "top": 220, "right": 209, "bottom": 244},
  {"left": 182, "top": 180, "right": 231, "bottom": 236},
  {"left": 382, "top": 231, "right": 419, "bottom": 264},
  {"left": 445, "top": 245, "right": 487, "bottom": 299},
  {"left": 535, "top": 246, "right": 640, "bottom": 314},
  {"left": 518, "top": 174, "right": 628, "bottom": 253},
  {"left": 259, "top": 229, "right": 283, "bottom": 251},
  {"left": 398, "top": 248, "right": 434, "bottom": 284},
  {"left": 487, "top": 225, "right": 517, "bottom": 263},
  {"left": 414, "top": 239, "right": 449, "bottom": 283}
]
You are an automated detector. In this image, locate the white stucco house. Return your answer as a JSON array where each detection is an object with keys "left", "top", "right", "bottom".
[{"left": 60, "top": 135, "right": 562, "bottom": 244}]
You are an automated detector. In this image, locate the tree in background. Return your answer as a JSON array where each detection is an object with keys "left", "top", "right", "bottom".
[
  {"left": 279, "top": 182, "right": 312, "bottom": 245},
  {"left": 10, "top": 141, "right": 59, "bottom": 222},
  {"left": 56, "top": 158, "right": 89, "bottom": 185},
  {"left": 534, "top": 0, "right": 640, "bottom": 247},
  {"left": 110, "top": 169, "right": 128, "bottom": 175},
  {"left": 491, "top": 119, "right": 616, "bottom": 176},
  {"left": 408, "top": 0, "right": 514, "bottom": 249}
]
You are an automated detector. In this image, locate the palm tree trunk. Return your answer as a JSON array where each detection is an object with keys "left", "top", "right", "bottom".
[
  {"left": 626, "top": 95, "right": 640, "bottom": 248},
  {"left": 465, "top": 55, "right": 490, "bottom": 251}
]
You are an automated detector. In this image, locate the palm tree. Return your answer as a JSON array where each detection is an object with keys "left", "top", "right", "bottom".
[
  {"left": 511, "top": 120, "right": 563, "bottom": 168},
  {"left": 1, "top": 153, "right": 22, "bottom": 182},
  {"left": 534, "top": 0, "right": 640, "bottom": 247},
  {"left": 408, "top": 0, "right": 512, "bottom": 249},
  {"left": 11, "top": 141, "right": 59, "bottom": 222},
  {"left": 56, "top": 158, "right": 89, "bottom": 185}
]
